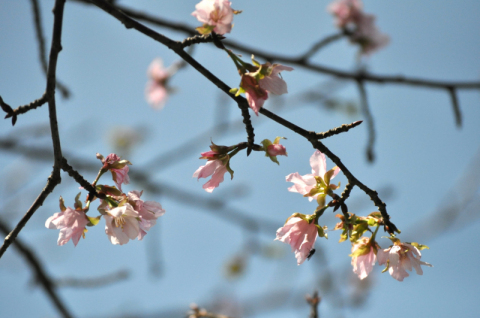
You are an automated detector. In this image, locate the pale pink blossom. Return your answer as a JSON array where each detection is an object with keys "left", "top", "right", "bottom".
[
  {"left": 146, "top": 58, "right": 169, "bottom": 109},
  {"left": 104, "top": 204, "right": 140, "bottom": 245},
  {"left": 275, "top": 217, "right": 318, "bottom": 265},
  {"left": 193, "top": 159, "right": 228, "bottom": 192},
  {"left": 127, "top": 190, "right": 165, "bottom": 240},
  {"left": 328, "top": 0, "right": 363, "bottom": 27},
  {"left": 286, "top": 150, "right": 340, "bottom": 201},
  {"left": 192, "top": 0, "right": 234, "bottom": 35},
  {"left": 351, "top": 237, "right": 376, "bottom": 280},
  {"left": 240, "top": 75, "right": 268, "bottom": 115},
  {"left": 45, "top": 207, "right": 88, "bottom": 246},
  {"left": 377, "top": 242, "right": 432, "bottom": 282},
  {"left": 267, "top": 144, "right": 287, "bottom": 157},
  {"left": 351, "top": 14, "right": 389, "bottom": 55},
  {"left": 258, "top": 64, "right": 294, "bottom": 95},
  {"left": 101, "top": 153, "right": 131, "bottom": 191}
]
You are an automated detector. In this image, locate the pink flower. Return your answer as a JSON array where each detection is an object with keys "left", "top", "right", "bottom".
[
  {"left": 258, "top": 63, "right": 294, "bottom": 95},
  {"left": 104, "top": 203, "right": 140, "bottom": 245},
  {"left": 192, "top": 0, "right": 234, "bottom": 35},
  {"left": 350, "top": 237, "right": 377, "bottom": 280},
  {"left": 146, "top": 58, "right": 169, "bottom": 110},
  {"left": 286, "top": 150, "right": 340, "bottom": 202},
  {"left": 127, "top": 190, "right": 165, "bottom": 240},
  {"left": 267, "top": 144, "right": 287, "bottom": 157},
  {"left": 328, "top": 0, "right": 363, "bottom": 27},
  {"left": 99, "top": 153, "right": 131, "bottom": 191},
  {"left": 193, "top": 159, "right": 229, "bottom": 192},
  {"left": 241, "top": 75, "right": 268, "bottom": 115},
  {"left": 45, "top": 207, "right": 88, "bottom": 246},
  {"left": 275, "top": 217, "right": 318, "bottom": 265},
  {"left": 377, "top": 242, "right": 432, "bottom": 282},
  {"left": 351, "top": 14, "right": 389, "bottom": 55}
]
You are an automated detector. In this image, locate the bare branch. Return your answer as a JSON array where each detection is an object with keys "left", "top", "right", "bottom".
[
  {"left": 448, "top": 86, "right": 462, "bottom": 128},
  {"left": 306, "top": 291, "right": 321, "bottom": 318},
  {"left": 356, "top": 79, "right": 375, "bottom": 162}
]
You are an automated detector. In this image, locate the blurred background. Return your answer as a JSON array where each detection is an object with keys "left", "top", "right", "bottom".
[{"left": 1, "top": 1, "right": 480, "bottom": 317}]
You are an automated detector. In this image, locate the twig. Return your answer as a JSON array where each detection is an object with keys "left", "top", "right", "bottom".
[
  {"left": 298, "top": 32, "right": 346, "bottom": 62},
  {"left": 355, "top": 79, "right": 375, "bottom": 162},
  {"left": 448, "top": 86, "right": 462, "bottom": 128},
  {"left": 54, "top": 270, "right": 129, "bottom": 288},
  {"left": 0, "top": 0, "right": 67, "bottom": 260},
  {"left": 61, "top": 157, "right": 105, "bottom": 199},
  {"left": 315, "top": 120, "right": 363, "bottom": 140},
  {"left": 0, "top": 218, "right": 73, "bottom": 318},
  {"left": 30, "top": 0, "right": 70, "bottom": 98},
  {"left": 305, "top": 291, "right": 321, "bottom": 318}
]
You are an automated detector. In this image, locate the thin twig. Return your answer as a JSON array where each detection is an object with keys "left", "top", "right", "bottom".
[
  {"left": 306, "top": 291, "right": 321, "bottom": 318},
  {"left": 448, "top": 86, "right": 462, "bottom": 128},
  {"left": 298, "top": 32, "right": 346, "bottom": 62},
  {"left": 0, "top": 218, "right": 73, "bottom": 318},
  {"left": 316, "top": 120, "right": 363, "bottom": 140},
  {"left": 356, "top": 79, "right": 375, "bottom": 162},
  {"left": 30, "top": 0, "right": 71, "bottom": 98}
]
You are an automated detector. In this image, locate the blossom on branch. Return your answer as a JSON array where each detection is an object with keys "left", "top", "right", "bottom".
[
  {"left": 97, "top": 153, "right": 132, "bottom": 191},
  {"left": 328, "top": 0, "right": 363, "bottom": 28},
  {"left": 104, "top": 203, "right": 141, "bottom": 245},
  {"left": 261, "top": 136, "right": 287, "bottom": 165},
  {"left": 45, "top": 197, "right": 89, "bottom": 246},
  {"left": 240, "top": 74, "right": 268, "bottom": 115},
  {"left": 127, "top": 190, "right": 166, "bottom": 240},
  {"left": 193, "top": 158, "right": 230, "bottom": 193},
  {"left": 286, "top": 150, "right": 340, "bottom": 205},
  {"left": 275, "top": 215, "right": 322, "bottom": 265},
  {"left": 192, "top": 0, "right": 235, "bottom": 35},
  {"left": 377, "top": 239, "right": 432, "bottom": 282},
  {"left": 350, "top": 236, "right": 378, "bottom": 280}
]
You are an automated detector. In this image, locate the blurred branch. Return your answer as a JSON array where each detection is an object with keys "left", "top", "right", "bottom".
[
  {"left": 305, "top": 291, "right": 321, "bottom": 318},
  {"left": 0, "top": 218, "right": 73, "bottom": 318},
  {"left": 54, "top": 269, "right": 129, "bottom": 289},
  {"left": 30, "top": 0, "right": 70, "bottom": 98},
  {"left": 71, "top": 0, "right": 480, "bottom": 92},
  {"left": 356, "top": 79, "right": 375, "bottom": 162},
  {"left": 0, "top": 0, "right": 67, "bottom": 260},
  {"left": 448, "top": 86, "right": 462, "bottom": 128},
  {"left": 298, "top": 32, "right": 346, "bottom": 62}
]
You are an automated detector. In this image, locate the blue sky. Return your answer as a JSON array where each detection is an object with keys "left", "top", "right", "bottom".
[{"left": 1, "top": 1, "right": 480, "bottom": 317}]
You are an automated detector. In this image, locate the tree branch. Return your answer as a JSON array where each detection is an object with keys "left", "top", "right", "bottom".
[{"left": 356, "top": 79, "right": 375, "bottom": 162}]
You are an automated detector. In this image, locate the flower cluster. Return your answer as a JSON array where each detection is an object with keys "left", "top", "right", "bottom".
[
  {"left": 275, "top": 150, "right": 431, "bottom": 281},
  {"left": 46, "top": 153, "right": 165, "bottom": 246},
  {"left": 328, "top": 0, "right": 389, "bottom": 55}
]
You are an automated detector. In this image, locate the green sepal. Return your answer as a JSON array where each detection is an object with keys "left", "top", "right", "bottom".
[
  {"left": 86, "top": 215, "right": 102, "bottom": 227},
  {"left": 315, "top": 224, "right": 328, "bottom": 239},
  {"left": 339, "top": 230, "right": 348, "bottom": 243},
  {"left": 314, "top": 175, "right": 327, "bottom": 188},
  {"left": 196, "top": 24, "right": 214, "bottom": 35},
  {"left": 104, "top": 196, "right": 119, "bottom": 208},
  {"left": 409, "top": 242, "right": 429, "bottom": 250},
  {"left": 316, "top": 193, "right": 326, "bottom": 207},
  {"left": 74, "top": 193, "right": 83, "bottom": 210},
  {"left": 96, "top": 185, "right": 122, "bottom": 196},
  {"left": 225, "top": 160, "right": 235, "bottom": 180},
  {"left": 285, "top": 212, "right": 308, "bottom": 224},
  {"left": 269, "top": 155, "right": 280, "bottom": 165},
  {"left": 261, "top": 139, "right": 272, "bottom": 151},
  {"left": 59, "top": 196, "right": 67, "bottom": 212},
  {"left": 349, "top": 244, "right": 371, "bottom": 257},
  {"left": 324, "top": 168, "right": 336, "bottom": 185},
  {"left": 251, "top": 55, "right": 261, "bottom": 67},
  {"left": 229, "top": 87, "right": 239, "bottom": 95},
  {"left": 235, "top": 86, "right": 245, "bottom": 96},
  {"left": 350, "top": 221, "right": 369, "bottom": 242},
  {"left": 381, "top": 260, "right": 390, "bottom": 273},
  {"left": 273, "top": 136, "right": 285, "bottom": 144}
]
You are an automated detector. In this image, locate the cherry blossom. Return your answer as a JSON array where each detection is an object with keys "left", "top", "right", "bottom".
[
  {"left": 258, "top": 63, "right": 294, "bottom": 96},
  {"left": 351, "top": 13, "right": 389, "bottom": 55},
  {"left": 45, "top": 206, "right": 88, "bottom": 246},
  {"left": 146, "top": 58, "right": 169, "bottom": 109},
  {"left": 377, "top": 241, "right": 432, "bottom": 282},
  {"left": 286, "top": 150, "right": 340, "bottom": 202},
  {"left": 275, "top": 217, "right": 318, "bottom": 265},
  {"left": 350, "top": 237, "right": 377, "bottom": 280},
  {"left": 98, "top": 153, "right": 131, "bottom": 191},
  {"left": 240, "top": 74, "right": 268, "bottom": 115},
  {"left": 267, "top": 144, "right": 287, "bottom": 157},
  {"left": 104, "top": 203, "right": 141, "bottom": 245},
  {"left": 328, "top": 0, "right": 363, "bottom": 27},
  {"left": 193, "top": 159, "right": 229, "bottom": 192},
  {"left": 192, "top": 0, "right": 234, "bottom": 35},
  {"left": 127, "top": 190, "right": 165, "bottom": 240}
]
